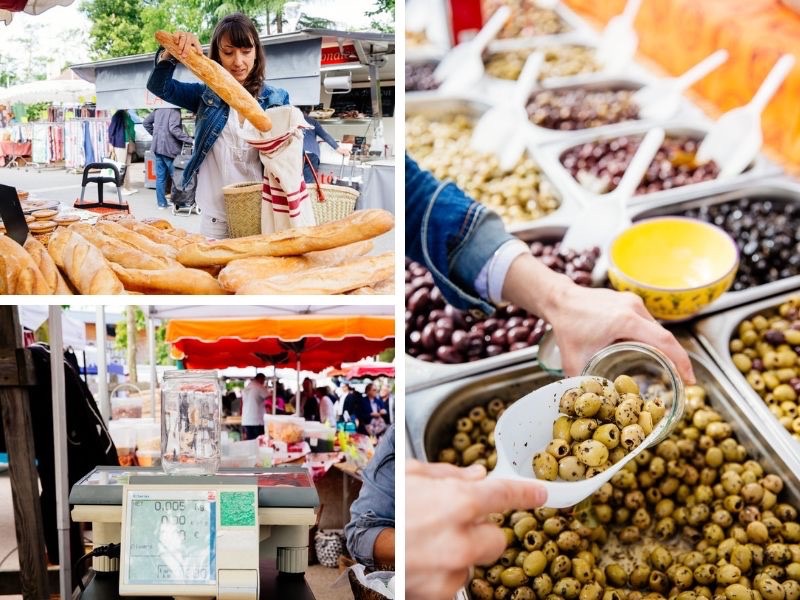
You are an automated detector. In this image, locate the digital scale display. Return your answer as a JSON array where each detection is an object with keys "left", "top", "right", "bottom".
[{"left": 125, "top": 490, "right": 217, "bottom": 586}]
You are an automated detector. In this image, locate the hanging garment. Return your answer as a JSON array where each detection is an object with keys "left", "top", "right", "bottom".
[{"left": 245, "top": 105, "right": 316, "bottom": 233}]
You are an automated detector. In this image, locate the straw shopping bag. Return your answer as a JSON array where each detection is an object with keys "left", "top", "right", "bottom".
[
  {"left": 305, "top": 154, "right": 359, "bottom": 225},
  {"left": 347, "top": 562, "right": 395, "bottom": 600},
  {"left": 222, "top": 181, "right": 262, "bottom": 238}
]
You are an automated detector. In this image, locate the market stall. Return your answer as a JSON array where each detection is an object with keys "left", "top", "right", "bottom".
[{"left": 406, "top": 3, "right": 800, "bottom": 600}]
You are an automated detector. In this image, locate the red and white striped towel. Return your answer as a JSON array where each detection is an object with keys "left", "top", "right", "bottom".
[{"left": 246, "top": 105, "right": 316, "bottom": 233}]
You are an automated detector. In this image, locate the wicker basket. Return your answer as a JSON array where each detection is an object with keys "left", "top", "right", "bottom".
[
  {"left": 223, "top": 181, "right": 262, "bottom": 238},
  {"left": 308, "top": 183, "right": 359, "bottom": 225},
  {"left": 347, "top": 562, "right": 395, "bottom": 600}
]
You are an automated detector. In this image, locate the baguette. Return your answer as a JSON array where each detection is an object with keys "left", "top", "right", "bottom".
[
  {"left": 23, "top": 236, "right": 72, "bottom": 294},
  {"left": 70, "top": 223, "right": 180, "bottom": 270},
  {"left": 234, "top": 252, "right": 394, "bottom": 295},
  {"left": 177, "top": 209, "right": 394, "bottom": 267},
  {"left": 117, "top": 219, "right": 192, "bottom": 249},
  {"left": 155, "top": 30, "right": 271, "bottom": 132},
  {"left": 110, "top": 264, "right": 226, "bottom": 295},
  {"left": 349, "top": 278, "right": 394, "bottom": 295},
  {"left": 48, "top": 228, "right": 125, "bottom": 294},
  {"left": 0, "top": 235, "right": 51, "bottom": 294},
  {"left": 217, "top": 240, "right": 373, "bottom": 293},
  {"left": 96, "top": 221, "right": 178, "bottom": 259}
]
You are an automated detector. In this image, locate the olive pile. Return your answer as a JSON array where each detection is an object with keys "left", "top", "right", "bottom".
[
  {"left": 406, "top": 241, "right": 599, "bottom": 364},
  {"left": 484, "top": 46, "right": 600, "bottom": 82},
  {"left": 482, "top": 0, "right": 570, "bottom": 37},
  {"left": 406, "top": 112, "right": 561, "bottom": 222},
  {"left": 560, "top": 135, "right": 721, "bottom": 195},
  {"left": 436, "top": 383, "right": 800, "bottom": 600},
  {"left": 676, "top": 198, "right": 800, "bottom": 292},
  {"left": 406, "top": 62, "right": 440, "bottom": 92},
  {"left": 527, "top": 88, "right": 639, "bottom": 131},
  {"left": 730, "top": 296, "right": 800, "bottom": 441},
  {"left": 533, "top": 375, "right": 665, "bottom": 481}
]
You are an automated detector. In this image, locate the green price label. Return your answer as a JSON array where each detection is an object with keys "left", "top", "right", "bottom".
[{"left": 220, "top": 491, "right": 256, "bottom": 527}]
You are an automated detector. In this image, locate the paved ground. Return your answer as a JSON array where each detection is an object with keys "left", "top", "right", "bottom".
[{"left": 0, "top": 161, "right": 394, "bottom": 253}]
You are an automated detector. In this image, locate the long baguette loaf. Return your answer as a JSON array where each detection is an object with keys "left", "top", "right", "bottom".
[
  {"left": 110, "top": 264, "right": 226, "bottom": 295},
  {"left": 178, "top": 209, "right": 394, "bottom": 267},
  {"left": 217, "top": 240, "right": 373, "bottom": 293},
  {"left": 0, "top": 235, "right": 51, "bottom": 294},
  {"left": 70, "top": 224, "right": 180, "bottom": 270},
  {"left": 155, "top": 30, "right": 271, "bottom": 132},
  {"left": 23, "top": 236, "right": 72, "bottom": 294},
  {"left": 117, "top": 219, "right": 192, "bottom": 249},
  {"left": 96, "top": 221, "right": 178, "bottom": 259},
  {"left": 48, "top": 228, "right": 125, "bottom": 294},
  {"left": 349, "top": 278, "right": 395, "bottom": 295},
  {"left": 235, "top": 252, "right": 394, "bottom": 295}
]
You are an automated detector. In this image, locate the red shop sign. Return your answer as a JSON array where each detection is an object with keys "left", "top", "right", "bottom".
[{"left": 321, "top": 44, "right": 357, "bottom": 65}]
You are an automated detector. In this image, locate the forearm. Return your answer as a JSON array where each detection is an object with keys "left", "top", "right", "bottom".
[
  {"left": 501, "top": 253, "right": 575, "bottom": 324},
  {"left": 372, "top": 528, "right": 395, "bottom": 566},
  {"left": 147, "top": 54, "right": 201, "bottom": 113}
]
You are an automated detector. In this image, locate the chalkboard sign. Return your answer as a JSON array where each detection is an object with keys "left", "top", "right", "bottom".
[{"left": 329, "top": 86, "right": 394, "bottom": 117}]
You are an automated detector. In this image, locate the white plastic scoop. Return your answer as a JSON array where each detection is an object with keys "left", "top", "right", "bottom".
[
  {"left": 434, "top": 6, "right": 511, "bottom": 94},
  {"left": 470, "top": 52, "right": 544, "bottom": 171},
  {"left": 596, "top": 0, "right": 642, "bottom": 75},
  {"left": 696, "top": 53, "right": 795, "bottom": 179},
  {"left": 633, "top": 49, "right": 729, "bottom": 121},
  {"left": 489, "top": 375, "right": 670, "bottom": 508}
]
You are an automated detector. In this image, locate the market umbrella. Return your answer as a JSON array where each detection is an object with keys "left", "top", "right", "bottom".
[
  {"left": 0, "top": 78, "right": 95, "bottom": 105},
  {"left": 0, "top": 0, "right": 75, "bottom": 25},
  {"left": 345, "top": 361, "right": 395, "bottom": 379}
]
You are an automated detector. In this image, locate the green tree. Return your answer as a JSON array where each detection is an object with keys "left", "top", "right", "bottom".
[
  {"left": 81, "top": 0, "right": 149, "bottom": 59},
  {"left": 297, "top": 14, "right": 335, "bottom": 30},
  {"left": 366, "top": 0, "right": 394, "bottom": 32},
  {"left": 115, "top": 308, "right": 172, "bottom": 369},
  {"left": 0, "top": 55, "right": 19, "bottom": 87}
]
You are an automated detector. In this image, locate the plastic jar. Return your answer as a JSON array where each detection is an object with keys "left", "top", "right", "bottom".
[
  {"left": 161, "top": 370, "right": 221, "bottom": 475},
  {"left": 581, "top": 342, "right": 686, "bottom": 445}
]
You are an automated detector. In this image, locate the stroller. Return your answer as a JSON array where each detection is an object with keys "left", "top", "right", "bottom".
[{"left": 170, "top": 143, "right": 200, "bottom": 216}]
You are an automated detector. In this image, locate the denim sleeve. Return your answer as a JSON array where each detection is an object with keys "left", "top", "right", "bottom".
[
  {"left": 146, "top": 51, "right": 205, "bottom": 113},
  {"left": 345, "top": 426, "right": 395, "bottom": 568},
  {"left": 314, "top": 119, "right": 338, "bottom": 149},
  {"left": 405, "top": 155, "right": 515, "bottom": 314}
]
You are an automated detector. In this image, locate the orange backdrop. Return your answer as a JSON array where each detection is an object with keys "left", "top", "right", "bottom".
[{"left": 564, "top": 0, "right": 800, "bottom": 171}]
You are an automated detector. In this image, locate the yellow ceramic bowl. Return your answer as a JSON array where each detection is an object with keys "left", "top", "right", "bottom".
[{"left": 608, "top": 217, "right": 739, "bottom": 321}]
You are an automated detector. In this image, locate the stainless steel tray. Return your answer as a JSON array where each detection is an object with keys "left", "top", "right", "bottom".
[
  {"left": 694, "top": 290, "right": 800, "bottom": 459},
  {"left": 405, "top": 95, "right": 579, "bottom": 232},
  {"left": 631, "top": 177, "right": 800, "bottom": 315},
  {"left": 533, "top": 118, "right": 784, "bottom": 211}
]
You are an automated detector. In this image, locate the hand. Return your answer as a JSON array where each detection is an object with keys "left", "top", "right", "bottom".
[
  {"left": 336, "top": 146, "right": 351, "bottom": 157},
  {"left": 502, "top": 254, "right": 695, "bottom": 383},
  {"left": 405, "top": 460, "right": 547, "bottom": 600},
  {"left": 161, "top": 30, "right": 203, "bottom": 61}
]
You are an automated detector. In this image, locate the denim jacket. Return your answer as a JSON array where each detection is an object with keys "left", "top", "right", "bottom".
[
  {"left": 406, "top": 155, "right": 514, "bottom": 315},
  {"left": 146, "top": 52, "right": 290, "bottom": 187},
  {"left": 345, "top": 425, "right": 394, "bottom": 569}
]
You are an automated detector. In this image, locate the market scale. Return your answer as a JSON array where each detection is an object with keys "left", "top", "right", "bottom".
[{"left": 70, "top": 466, "right": 319, "bottom": 599}]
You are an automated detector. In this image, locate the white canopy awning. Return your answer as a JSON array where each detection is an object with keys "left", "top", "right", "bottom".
[
  {"left": 1, "top": 0, "right": 75, "bottom": 26},
  {"left": 19, "top": 305, "right": 87, "bottom": 349},
  {"left": 0, "top": 77, "right": 95, "bottom": 105}
]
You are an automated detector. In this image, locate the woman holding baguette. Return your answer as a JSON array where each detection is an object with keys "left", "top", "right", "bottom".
[{"left": 147, "top": 13, "right": 289, "bottom": 238}]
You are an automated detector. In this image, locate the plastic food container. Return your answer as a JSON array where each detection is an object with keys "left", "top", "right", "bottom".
[
  {"left": 110, "top": 396, "right": 142, "bottom": 420},
  {"left": 133, "top": 420, "right": 160, "bottom": 452},
  {"left": 264, "top": 415, "right": 305, "bottom": 444},
  {"left": 161, "top": 370, "right": 221, "bottom": 475},
  {"left": 135, "top": 450, "right": 161, "bottom": 467},
  {"left": 108, "top": 420, "right": 137, "bottom": 467}
]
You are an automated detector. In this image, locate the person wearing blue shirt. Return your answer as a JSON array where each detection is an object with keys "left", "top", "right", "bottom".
[
  {"left": 146, "top": 13, "right": 290, "bottom": 238},
  {"left": 345, "top": 424, "right": 394, "bottom": 569},
  {"left": 300, "top": 106, "right": 350, "bottom": 183},
  {"left": 404, "top": 155, "right": 696, "bottom": 600}
]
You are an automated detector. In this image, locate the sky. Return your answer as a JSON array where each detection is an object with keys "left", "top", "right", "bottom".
[{"left": 0, "top": 0, "right": 389, "bottom": 84}]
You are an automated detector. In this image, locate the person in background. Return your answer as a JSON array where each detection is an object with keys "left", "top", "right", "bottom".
[
  {"left": 300, "top": 105, "right": 351, "bottom": 183},
  {"left": 265, "top": 382, "right": 287, "bottom": 415},
  {"left": 241, "top": 373, "right": 267, "bottom": 440},
  {"left": 364, "top": 383, "right": 388, "bottom": 437},
  {"left": 316, "top": 386, "right": 335, "bottom": 426},
  {"left": 301, "top": 378, "right": 319, "bottom": 422},
  {"left": 147, "top": 13, "right": 290, "bottom": 237},
  {"left": 108, "top": 109, "right": 137, "bottom": 195},
  {"left": 345, "top": 424, "right": 394, "bottom": 569},
  {"left": 143, "top": 107, "right": 193, "bottom": 210},
  {"left": 342, "top": 382, "right": 371, "bottom": 434},
  {"left": 379, "top": 383, "right": 394, "bottom": 425}
]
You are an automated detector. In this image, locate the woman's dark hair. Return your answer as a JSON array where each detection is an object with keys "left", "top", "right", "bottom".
[{"left": 209, "top": 13, "right": 266, "bottom": 98}]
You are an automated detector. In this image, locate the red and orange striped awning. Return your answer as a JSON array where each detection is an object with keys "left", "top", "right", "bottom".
[{"left": 165, "top": 315, "right": 394, "bottom": 371}]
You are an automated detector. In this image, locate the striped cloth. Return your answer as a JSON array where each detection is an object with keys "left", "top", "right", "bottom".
[{"left": 245, "top": 105, "right": 316, "bottom": 233}]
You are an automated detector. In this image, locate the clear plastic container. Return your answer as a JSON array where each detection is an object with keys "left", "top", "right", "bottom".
[
  {"left": 108, "top": 420, "right": 137, "bottom": 466},
  {"left": 161, "top": 370, "right": 221, "bottom": 475},
  {"left": 135, "top": 450, "right": 162, "bottom": 467},
  {"left": 111, "top": 396, "right": 142, "bottom": 420},
  {"left": 581, "top": 342, "right": 686, "bottom": 445},
  {"left": 133, "top": 420, "right": 161, "bottom": 452}
]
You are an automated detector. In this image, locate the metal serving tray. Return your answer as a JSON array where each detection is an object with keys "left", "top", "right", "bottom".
[
  {"left": 694, "top": 290, "right": 800, "bottom": 459},
  {"left": 533, "top": 119, "right": 783, "bottom": 212},
  {"left": 405, "top": 95, "right": 579, "bottom": 232},
  {"left": 631, "top": 177, "right": 800, "bottom": 315}
]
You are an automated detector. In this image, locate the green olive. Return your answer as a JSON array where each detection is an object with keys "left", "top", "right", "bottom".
[
  {"left": 605, "top": 563, "right": 627, "bottom": 587},
  {"left": 500, "top": 566, "right": 529, "bottom": 588},
  {"left": 558, "top": 456, "right": 587, "bottom": 481},
  {"left": 522, "top": 550, "right": 547, "bottom": 577},
  {"left": 470, "top": 578, "right": 495, "bottom": 600},
  {"left": 614, "top": 374, "right": 640, "bottom": 395},
  {"left": 570, "top": 418, "right": 599, "bottom": 442},
  {"left": 575, "top": 440, "right": 609, "bottom": 467},
  {"left": 533, "top": 451, "right": 558, "bottom": 481}
]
